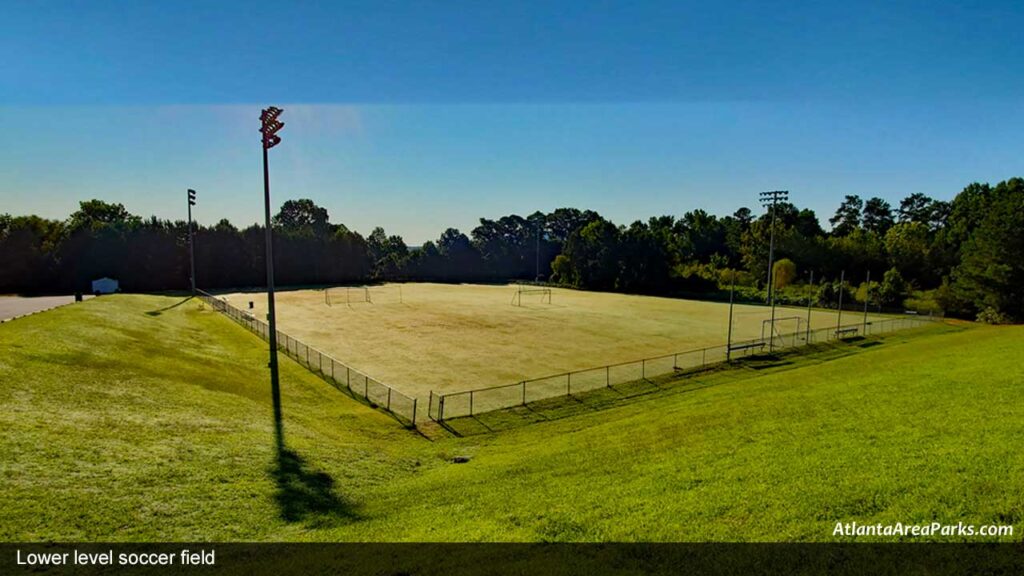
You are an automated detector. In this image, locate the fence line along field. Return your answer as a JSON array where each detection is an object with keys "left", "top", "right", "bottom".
[{"left": 223, "top": 283, "right": 890, "bottom": 402}]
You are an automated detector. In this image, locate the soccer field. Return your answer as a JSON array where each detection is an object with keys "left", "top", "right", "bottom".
[{"left": 223, "top": 283, "right": 890, "bottom": 401}]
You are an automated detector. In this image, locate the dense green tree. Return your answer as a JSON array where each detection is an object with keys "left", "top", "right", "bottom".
[
  {"left": 829, "top": 195, "right": 863, "bottom": 236},
  {"left": 678, "top": 210, "right": 727, "bottom": 264},
  {"left": 2, "top": 179, "right": 1022, "bottom": 322},
  {"left": 722, "top": 209, "right": 751, "bottom": 266},
  {"left": 550, "top": 254, "right": 572, "bottom": 284},
  {"left": 471, "top": 215, "right": 535, "bottom": 279},
  {"left": 273, "top": 198, "right": 330, "bottom": 236},
  {"left": 884, "top": 222, "right": 931, "bottom": 283},
  {"left": 897, "top": 193, "right": 950, "bottom": 231},
  {"left": 950, "top": 178, "right": 1024, "bottom": 320},
  {"left": 561, "top": 219, "right": 621, "bottom": 290},
  {"left": 434, "top": 228, "right": 483, "bottom": 280},
  {"left": 617, "top": 221, "right": 671, "bottom": 293},
  {"left": 862, "top": 197, "right": 895, "bottom": 234},
  {"left": 67, "top": 200, "right": 140, "bottom": 232},
  {"left": 825, "top": 228, "right": 886, "bottom": 279},
  {"left": 878, "top": 267, "right": 908, "bottom": 307},
  {"left": 793, "top": 208, "right": 825, "bottom": 238},
  {"left": 0, "top": 215, "right": 63, "bottom": 292},
  {"left": 898, "top": 193, "right": 934, "bottom": 224},
  {"left": 367, "top": 227, "right": 409, "bottom": 279},
  {"left": 545, "top": 208, "right": 602, "bottom": 244},
  {"left": 772, "top": 258, "right": 797, "bottom": 289}
]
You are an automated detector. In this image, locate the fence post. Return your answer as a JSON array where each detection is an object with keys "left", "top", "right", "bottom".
[
  {"left": 567, "top": 373, "right": 571, "bottom": 395},
  {"left": 470, "top": 390, "right": 474, "bottom": 416},
  {"left": 439, "top": 396, "right": 445, "bottom": 421},
  {"left": 346, "top": 366, "right": 351, "bottom": 389},
  {"left": 702, "top": 349, "right": 706, "bottom": 369},
  {"left": 412, "top": 398, "right": 417, "bottom": 425},
  {"left": 387, "top": 388, "right": 392, "bottom": 410},
  {"left": 642, "top": 358, "right": 646, "bottom": 379},
  {"left": 606, "top": 365, "right": 611, "bottom": 387},
  {"left": 521, "top": 381, "right": 527, "bottom": 405},
  {"left": 364, "top": 378, "right": 368, "bottom": 399}
]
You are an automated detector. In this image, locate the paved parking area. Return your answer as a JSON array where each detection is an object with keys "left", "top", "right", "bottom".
[{"left": 0, "top": 295, "right": 93, "bottom": 322}]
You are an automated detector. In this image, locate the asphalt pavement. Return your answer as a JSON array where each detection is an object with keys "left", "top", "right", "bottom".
[{"left": 0, "top": 295, "right": 93, "bottom": 322}]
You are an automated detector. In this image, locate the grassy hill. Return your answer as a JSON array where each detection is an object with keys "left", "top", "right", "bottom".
[{"left": 0, "top": 294, "right": 1020, "bottom": 541}]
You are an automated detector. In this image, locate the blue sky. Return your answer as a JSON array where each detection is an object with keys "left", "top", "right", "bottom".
[{"left": 2, "top": 1, "right": 1022, "bottom": 243}]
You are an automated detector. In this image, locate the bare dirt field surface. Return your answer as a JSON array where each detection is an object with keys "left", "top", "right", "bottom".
[
  {"left": 0, "top": 295, "right": 92, "bottom": 322},
  {"left": 224, "top": 283, "right": 890, "bottom": 401}
]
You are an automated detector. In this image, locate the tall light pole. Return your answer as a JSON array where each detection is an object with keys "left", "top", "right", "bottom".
[
  {"left": 535, "top": 220, "right": 541, "bottom": 282},
  {"left": 806, "top": 270, "right": 814, "bottom": 343},
  {"left": 759, "top": 190, "right": 789, "bottom": 352},
  {"left": 862, "top": 269, "right": 871, "bottom": 334},
  {"left": 187, "top": 189, "right": 197, "bottom": 295},
  {"left": 260, "top": 106, "right": 285, "bottom": 446},
  {"left": 726, "top": 272, "right": 736, "bottom": 361},
  {"left": 836, "top": 269, "right": 846, "bottom": 335}
]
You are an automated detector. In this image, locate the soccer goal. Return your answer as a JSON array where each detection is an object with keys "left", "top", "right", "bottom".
[
  {"left": 760, "top": 316, "right": 805, "bottom": 349},
  {"left": 325, "top": 285, "right": 404, "bottom": 307},
  {"left": 511, "top": 284, "right": 552, "bottom": 306},
  {"left": 324, "top": 286, "right": 370, "bottom": 307}
]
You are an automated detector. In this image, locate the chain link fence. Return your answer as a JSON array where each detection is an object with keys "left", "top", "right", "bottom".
[
  {"left": 197, "top": 290, "right": 418, "bottom": 426},
  {"left": 429, "top": 316, "right": 935, "bottom": 422},
  {"left": 197, "top": 287, "right": 934, "bottom": 427}
]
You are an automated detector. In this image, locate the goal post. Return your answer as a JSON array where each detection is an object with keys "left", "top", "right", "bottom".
[
  {"left": 761, "top": 316, "right": 805, "bottom": 348},
  {"left": 511, "top": 284, "right": 552, "bottom": 307},
  {"left": 324, "top": 286, "right": 370, "bottom": 307},
  {"left": 325, "top": 285, "right": 403, "bottom": 307}
]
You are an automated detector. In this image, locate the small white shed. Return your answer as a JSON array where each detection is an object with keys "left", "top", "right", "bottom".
[{"left": 91, "top": 277, "right": 119, "bottom": 294}]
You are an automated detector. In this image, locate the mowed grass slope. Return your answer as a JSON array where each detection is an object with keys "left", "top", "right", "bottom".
[
  {"left": 0, "top": 294, "right": 428, "bottom": 541},
  {"left": 224, "top": 283, "right": 891, "bottom": 401},
  {"left": 1, "top": 295, "right": 1021, "bottom": 541}
]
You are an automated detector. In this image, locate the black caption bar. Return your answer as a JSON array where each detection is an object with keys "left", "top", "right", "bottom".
[{"left": 2, "top": 543, "right": 1023, "bottom": 575}]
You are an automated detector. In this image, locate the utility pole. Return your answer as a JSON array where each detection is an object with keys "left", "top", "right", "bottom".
[
  {"left": 260, "top": 106, "right": 285, "bottom": 447},
  {"left": 836, "top": 269, "right": 846, "bottom": 336},
  {"left": 187, "top": 189, "right": 197, "bottom": 295},
  {"left": 759, "top": 190, "right": 789, "bottom": 353},
  {"left": 726, "top": 272, "right": 736, "bottom": 361},
  {"left": 806, "top": 270, "right": 814, "bottom": 342},
  {"left": 862, "top": 269, "right": 871, "bottom": 334},
  {"left": 535, "top": 220, "right": 541, "bottom": 282}
]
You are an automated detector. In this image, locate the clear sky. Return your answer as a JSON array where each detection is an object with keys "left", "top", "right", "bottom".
[{"left": 2, "top": 1, "right": 1022, "bottom": 243}]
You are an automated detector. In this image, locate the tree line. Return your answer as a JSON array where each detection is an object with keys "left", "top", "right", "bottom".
[{"left": 1, "top": 178, "right": 1021, "bottom": 322}]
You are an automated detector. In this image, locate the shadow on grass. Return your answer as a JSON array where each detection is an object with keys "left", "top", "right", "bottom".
[
  {"left": 442, "top": 375, "right": 722, "bottom": 436},
  {"left": 272, "top": 445, "right": 360, "bottom": 526},
  {"left": 439, "top": 335, "right": 927, "bottom": 437},
  {"left": 268, "top": 344, "right": 359, "bottom": 526},
  {"left": 145, "top": 296, "right": 194, "bottom": 316}
]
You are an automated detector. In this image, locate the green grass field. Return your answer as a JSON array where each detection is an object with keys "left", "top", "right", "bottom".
[
  {"left": 222, "top": 283, "right": 891, "bottom": 402},
  {"left": 1, "top": 294, "right": 1021, "bottom": 541}
]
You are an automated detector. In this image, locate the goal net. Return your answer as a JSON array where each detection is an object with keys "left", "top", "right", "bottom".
[
  {"left": 760, "top": 316, "right": 805, "bottom": 349},
  {"left": 324, "top": 286, "right": 369, "bottom": 307},
  {"left": 325, "top": 285, "right": 404, "bottom": 307},
  {"left": 511, "top": 285, "right": 552, "bottom": 307}
]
